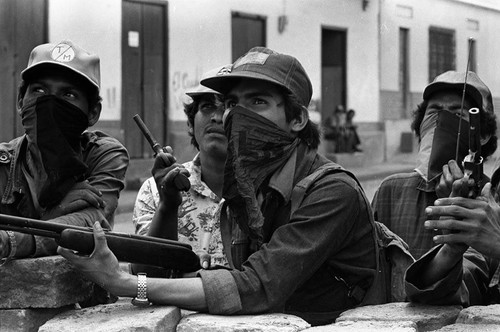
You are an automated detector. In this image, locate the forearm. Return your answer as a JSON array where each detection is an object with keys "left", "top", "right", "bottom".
[
  {"left": 416, "top": 244, "right": 465, "bottom": 286},
  {"left": 147, "top": 202, "right": 179, "bottom": 241},
  {"left": 110, "top": 270, "right": 208, "bottom": 311}
]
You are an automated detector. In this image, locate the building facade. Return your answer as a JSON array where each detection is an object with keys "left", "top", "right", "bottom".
[{"left": 1, "top": 0, "right": 499, "bottom": 167}]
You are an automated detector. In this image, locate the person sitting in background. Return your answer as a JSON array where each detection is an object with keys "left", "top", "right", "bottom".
[
  {"left": 132, "top": 66, "right": 229, "bottom": 270},
  {"left": 372, "top": 70, "right": 497, "bottom": 259},
  {"left": 0, "top": 40, "right": 128, "bottom": 263},
  {"left": 346, "top": 109, "right": 362, "bottom": 152}
]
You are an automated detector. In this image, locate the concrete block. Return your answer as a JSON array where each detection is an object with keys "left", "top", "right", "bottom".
[
  {"left": 0, "top": 307, "right": 71, "bottom": 332},
  {"left": 455, "top": 304, "right": 500, "bottom": 324},
  {"left": 304, "top": 320, "right": 417, "bottom": 331},
  {"left": 0, "top": 256, "right": 93, "bottom": 309},
  {"left": 176, "top": 313, "right": 310, "bottom": 332},
  {"left": 39, "top": 299, "right": 181, "bottom": 332},
  {"left": 435, "top": 323, "right": 500, "bottom": 331},
  {"left": 336, "top": 302, "right": 461, "bottom": 332}
]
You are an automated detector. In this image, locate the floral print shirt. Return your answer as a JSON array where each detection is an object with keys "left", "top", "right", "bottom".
[{"left": 132, "top": 153, "right": 227, "bottom": 267}]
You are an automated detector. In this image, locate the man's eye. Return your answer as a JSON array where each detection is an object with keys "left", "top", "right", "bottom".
[
  {"left": 200, "top": 103, "right": 216, "bottom": 112},
  {"left": 253, "top": 99, "right": 266, "bottom": 105},
  {"left": 225, "top": 101, "right": 236, "bottom": 108},
  {"left": 65, "top": 92, "right": 77, "bottom": 99},
  {"left": 31, "top": 87, "right": 45, "bottom": 94}
]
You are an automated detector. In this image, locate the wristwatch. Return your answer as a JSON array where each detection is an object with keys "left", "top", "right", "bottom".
[{"left": 131, "top": 273, "right": 151, "bottom": 307}]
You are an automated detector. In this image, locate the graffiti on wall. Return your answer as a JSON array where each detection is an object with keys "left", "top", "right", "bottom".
[{"left": 171, "top": 66, "right": 204, "bottom": 111}]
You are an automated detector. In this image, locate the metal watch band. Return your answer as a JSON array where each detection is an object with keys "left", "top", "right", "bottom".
[{"left": 131, "top": 272, "right": 151, "bottom": 307}]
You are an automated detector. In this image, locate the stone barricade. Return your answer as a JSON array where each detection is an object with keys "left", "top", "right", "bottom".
[
  {"left": 37, "top": 301, "right": 500, "bottom": 332},
  {"left": 2, "top": 256, "right": 500, "bottom": 331},
  {"left": 0, "top": 255, "right": 95, "bottom": 332}
]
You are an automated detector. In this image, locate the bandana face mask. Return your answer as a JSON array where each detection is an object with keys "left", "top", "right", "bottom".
[
  {"left": 223, "top": 106, "right": 300, "bottom": 245},
  {"left": 20, "top": 95, "right": 89, "bottom": 207},
  {"left": 415, "top": 110, "right": 470, "bottom": 183}
]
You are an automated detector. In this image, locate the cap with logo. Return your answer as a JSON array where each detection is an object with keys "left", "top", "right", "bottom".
[
  {"left": 423, "top": 71, "right": 493, "bottom": 114},
  {"left": 201, "top": 47, "right": 313, "bottom": 107},
  {"left": 21, "top": 40, "right": 100, "bottom": 91},
  {"left": 185, "top": 64, "right": 232, "bottom": 97}
]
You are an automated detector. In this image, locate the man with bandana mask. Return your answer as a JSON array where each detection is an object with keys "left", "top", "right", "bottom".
[
  {"left": 0, "top": 41, "right": 129, "bottom": 263},
  {"left": 372, "top": 70, "right": 497, "bottom": 259},
  {"left": 57, "top": 47, "right": 381, "bottom": 326}
]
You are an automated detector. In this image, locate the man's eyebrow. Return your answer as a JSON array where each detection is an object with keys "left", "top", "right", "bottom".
[{"left": 227, "top": 91, "right": 275, "bottom": 99}]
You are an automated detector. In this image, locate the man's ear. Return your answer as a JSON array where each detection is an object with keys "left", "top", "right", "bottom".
[
  {"left": 87, "top": 102, "right": 102, "bottom": 127},
  {"left": 290, "top": 107, "right": 309, "bottom": 133},
  {"left": 17, "top": 93, "right": 24, "bottom": 110},
  {"left": 481, "top": 134, "right": 492, "bottom": 146}
]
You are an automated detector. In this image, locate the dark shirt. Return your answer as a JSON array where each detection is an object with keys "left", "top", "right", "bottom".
[
  {"left": 0, "top": 131, "right": 129, "bottom": 257},
  {"left": 199, "top": 148, "right": 378, "bottom": 326}
]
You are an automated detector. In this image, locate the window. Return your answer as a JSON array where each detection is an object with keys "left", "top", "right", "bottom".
[{"left": 429, "top": 27, "right": 455, "bottom": 81}]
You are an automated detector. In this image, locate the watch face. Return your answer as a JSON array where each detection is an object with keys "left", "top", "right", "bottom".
[{"left": 131, "top": 297, "right": 151, "bottom": 307}]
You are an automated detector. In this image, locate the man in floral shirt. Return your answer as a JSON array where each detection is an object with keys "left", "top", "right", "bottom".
[{"left": 132, "top": 66, "right": 229, "bottom": 268}]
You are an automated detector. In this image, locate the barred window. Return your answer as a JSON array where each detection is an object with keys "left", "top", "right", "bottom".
[{"left": 429, "top": 27, "right": 456, "bottom": 81}]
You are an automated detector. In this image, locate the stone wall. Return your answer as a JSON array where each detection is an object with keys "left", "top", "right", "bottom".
[{"left": 3, "top": 256, "right": 500, "bottom": 331}]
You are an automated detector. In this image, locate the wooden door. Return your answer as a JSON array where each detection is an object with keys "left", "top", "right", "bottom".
[
  {"left": 0, "top": 0, "right": 47, "bottom": 142},
  {"left": 122, "top": 0, "right": 168, "bottom": 158},
  {"left": 231, "top": 12, "right": 266, "bottom": 61}
]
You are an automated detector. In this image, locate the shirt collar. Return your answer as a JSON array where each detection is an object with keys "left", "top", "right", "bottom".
[{"left": 187, "top": 153, "right": 219, "bottom": 201}]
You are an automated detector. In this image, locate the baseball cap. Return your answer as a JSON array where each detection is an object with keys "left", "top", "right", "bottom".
[
  {"left": 21, "top": 40, "right": 100, "bottom": 91},
  {"left": 185, "top": 64, "right": 231, "bottom": 97},
  {"left": 201, "top": 47, "right": 313, "bottom": 107},
  {"left": 423, "top": 71, "right": 493, "bottom": 114}
]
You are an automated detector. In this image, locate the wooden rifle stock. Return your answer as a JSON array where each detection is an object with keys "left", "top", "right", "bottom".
[
  {"left": 0, "top": 214, "right": 201, "bottom": 272},
  {"left": 462, "top": 108, "right": 483, "bottom": 197}
]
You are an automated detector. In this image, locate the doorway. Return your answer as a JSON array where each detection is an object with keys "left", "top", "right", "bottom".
[
  {"left": 321, "top": 28, "right": 346, "bottom": 124},
  {"left": 0, "top": 0, "right": 47, "bottom": 142},
  {"left": 122, "top": 0, "right": 168, "bottom": 158}
]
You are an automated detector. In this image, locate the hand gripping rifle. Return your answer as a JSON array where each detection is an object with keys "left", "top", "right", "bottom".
[
  {"left": 0, "top": 214, "right": 201, "bottom": 272},
  {"left": 462, "top": 108, "right": 483, "bottom": 198},
  {"left": 133, "top": 114, "right": 191, "bottom": 191}
]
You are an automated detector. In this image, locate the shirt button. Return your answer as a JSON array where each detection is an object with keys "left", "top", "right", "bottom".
[{"left": 0, "top": 152, "right": 10, "bottom": 163}]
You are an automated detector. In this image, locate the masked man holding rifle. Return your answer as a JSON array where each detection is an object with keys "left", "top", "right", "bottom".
[
  {"left": 0, "top": 40, "right": 129, "bottom": 263},
  {"left": 372, "top": 70, "right": 497, "bottom": 259},
  {"left": 58, "top": 47, "right": 384, "bottom": 326}
]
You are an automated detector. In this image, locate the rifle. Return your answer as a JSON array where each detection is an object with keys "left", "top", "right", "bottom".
[
  {"left": 462, "top": 107, "right": 483, "bottom": 198},
  {"left": 133, "top": 114, "right": 190, "bottom": 191},
  {"left": 0, "top": 214, "right": 201, "bottom": 272}
]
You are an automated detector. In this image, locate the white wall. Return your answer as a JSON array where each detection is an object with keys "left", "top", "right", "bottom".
[
  {"left": 380, "top": 0, "right": 500, "bottom": 100},
  {"left": 48, "top": 0, "right": 122, "bottom": 121},
  {"left": 168, "top": 0, "right": 380, "bottom": 122},
  {"left": 46, "top": 0, "right": 381, "bottom": 123}
]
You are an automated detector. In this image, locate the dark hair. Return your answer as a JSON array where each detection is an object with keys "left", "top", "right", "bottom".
[
  {"left": 183, "top": 93, "right": 224, "bottom": 150},
  {"left": 282, "top": 89, "right": 321, "bottom": 149},
  {"left": 411, "top": 98, "right": 498, "bottom": 160}
]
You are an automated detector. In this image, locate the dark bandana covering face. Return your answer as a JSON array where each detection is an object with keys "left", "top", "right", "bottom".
[
  {"left": 415, "top": 110, "right": 469, "bottom": 184},
  {"left": 223, "top": 106, "right": 300, "bottom": 246},
  {"left": 21, "top": 95, "right": 89, "bottom": 207}
]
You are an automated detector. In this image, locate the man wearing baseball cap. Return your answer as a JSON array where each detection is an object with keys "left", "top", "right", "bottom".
[
  {"left": 58, "top": 47, "right": 383, "bottom": 326},
  {"left": 132, "top": 65, "right": 229, "bottom": 274},
  {"left": 0, "top": 40, "right": 128, "bottom": 263},
  {"left": 372, "top": 70, "right": 498, "bottom": 260}
]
